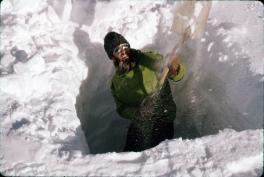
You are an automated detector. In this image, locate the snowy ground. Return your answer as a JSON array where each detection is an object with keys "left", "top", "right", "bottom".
[{"left": 0, "top": 0, "right": 263, "bottom": 176}]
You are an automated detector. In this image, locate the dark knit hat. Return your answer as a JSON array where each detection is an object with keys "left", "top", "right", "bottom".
[{"left": 104, "top": 32, "right": 130, "bottom": 59}]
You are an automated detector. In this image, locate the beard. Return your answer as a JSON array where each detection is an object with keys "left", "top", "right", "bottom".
[
  {"left": 118, "top": 58, "right": 136, "bottom": 72},
  {"left": 114, "top": 54, "right": 137, "bottom": 73}
]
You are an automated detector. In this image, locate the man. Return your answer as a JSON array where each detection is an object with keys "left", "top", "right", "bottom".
[{"left": 104, "top": 32, "right": 186, "bottom": 152}]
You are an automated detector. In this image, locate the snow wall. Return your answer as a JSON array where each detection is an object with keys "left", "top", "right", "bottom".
[{"left": 0, "top": 0, "right": 263, "bottom": 155}]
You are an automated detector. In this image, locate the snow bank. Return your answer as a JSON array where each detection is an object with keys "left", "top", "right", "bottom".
[
  {"left": 0, "top": 0, "right": 89, "bottom": 166},
  {"left": 1, "top": 129, "right": 262, "bottom": 176},
  {"left": 0, "top": 0, "right": 263, "bottom": 176}
]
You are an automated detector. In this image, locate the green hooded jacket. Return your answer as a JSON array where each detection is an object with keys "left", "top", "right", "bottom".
[{"left": 111, "top": 50, "right": 186, "bottom": 122}]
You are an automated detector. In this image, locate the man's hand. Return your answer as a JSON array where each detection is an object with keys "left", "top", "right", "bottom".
[{"left": 169, "top": 53, "right": 181, "bottom": 76}]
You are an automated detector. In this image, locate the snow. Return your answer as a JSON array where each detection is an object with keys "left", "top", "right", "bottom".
[
  {"left": 0, "top": 0, "right": 263, "bottom": 176},
  {"left": 1, "top": 129, "right": 262, "bottom": 176}
]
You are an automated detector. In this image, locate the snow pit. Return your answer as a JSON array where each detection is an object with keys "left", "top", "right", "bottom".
[
  {"left": 0, "top": 0, "right": 263, "bottom": 176},
  {"left": 74, "top": 0, "right": 263, "bottom": 154}
]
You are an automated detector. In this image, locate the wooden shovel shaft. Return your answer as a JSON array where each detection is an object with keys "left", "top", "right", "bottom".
[{"left": 158, "top": 1, "right": 212, "bottom": 89}]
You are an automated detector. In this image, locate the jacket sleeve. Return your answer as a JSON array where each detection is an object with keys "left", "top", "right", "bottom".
[
  {"left": 168, "top": 63, "right": 186, "bottom": 82},
  {"left": 111, "top": 83, "right": 139, "bottom": 121},
  {"left": 143, "top": 50, "right": 186, "bottom": 82}
]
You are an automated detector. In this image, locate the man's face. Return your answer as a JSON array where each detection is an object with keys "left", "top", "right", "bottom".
[{"left": 112, "top": 44, "right": 130, "bottom": 62}]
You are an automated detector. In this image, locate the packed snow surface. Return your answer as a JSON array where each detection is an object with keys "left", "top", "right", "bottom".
[
  {"left": 1, "top": 129, "right": 263, "bottom": 176},
  {"left": 0, "top": 0, "right": 263, "bottom": 176}
]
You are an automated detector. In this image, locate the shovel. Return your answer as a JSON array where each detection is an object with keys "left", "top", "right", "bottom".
[{"left": 158, "top": 1, "right": 212, "bottom": 89}]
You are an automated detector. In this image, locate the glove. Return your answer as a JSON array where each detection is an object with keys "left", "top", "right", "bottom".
[{"left": 169, "top": 54, "right": 181, "bottom": 76}]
